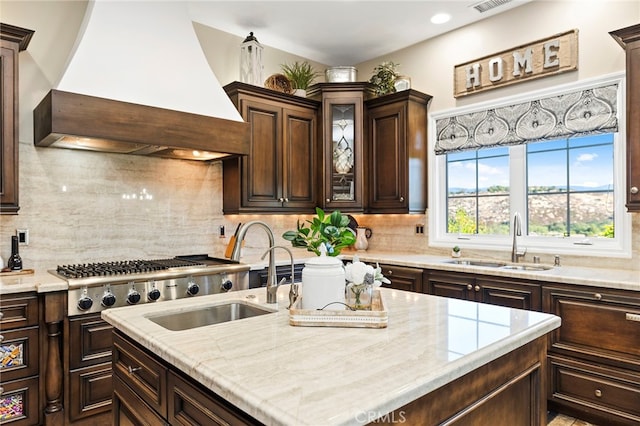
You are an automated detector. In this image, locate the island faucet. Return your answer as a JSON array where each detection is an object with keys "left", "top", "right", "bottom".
[
  {"left": 261, "top": 245, "right": 298, "bottom": 308},
  {"left": 511, "top": 212, "right": 527, "bottom": 263},
  {"left": 230, "top": 221, "right": 278, "bottom": 303}
]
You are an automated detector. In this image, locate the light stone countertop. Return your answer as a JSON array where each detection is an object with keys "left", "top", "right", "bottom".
[
  {"left": 2, "top": 250, "right": 638, "bottom": 294},
  {"left": 102, "top": 286, "right": 561, "bottom": 426},
  {"left": 338, "top": 251, "right": 640, "bottom": 292}
]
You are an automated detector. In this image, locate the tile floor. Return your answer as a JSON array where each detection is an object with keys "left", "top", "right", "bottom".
[{"left": 547, "top": 412, "right": 598, "bottom": 426}]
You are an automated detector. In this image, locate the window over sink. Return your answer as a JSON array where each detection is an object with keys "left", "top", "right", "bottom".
[{"left": 430, "top": 74, "right": 631, "bottom": 258}]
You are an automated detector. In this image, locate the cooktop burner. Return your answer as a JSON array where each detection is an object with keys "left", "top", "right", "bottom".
[{"left": 55, "top": 258, "right": 204, "bottom": 279}]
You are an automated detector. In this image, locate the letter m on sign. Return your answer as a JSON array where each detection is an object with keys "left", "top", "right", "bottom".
[{"left": 513, "top": 48, "right": 533, "bottom": 77}]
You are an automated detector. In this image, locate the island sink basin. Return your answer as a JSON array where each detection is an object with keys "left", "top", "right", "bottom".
[{"left": 147, "top": 302, "right": 275, "bottom": 331}]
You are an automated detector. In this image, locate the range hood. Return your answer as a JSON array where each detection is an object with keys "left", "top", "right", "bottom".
[{"left": 33, "top": 0, "right": 249, "bottom": 161}]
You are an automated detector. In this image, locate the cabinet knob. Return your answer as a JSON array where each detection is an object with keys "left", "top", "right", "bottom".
[
  {"left": 278, "top": 197, "right": 284, "bottom": 202},
  {"left": 594, "top": 293, "right": 602, "bottom": 301},
  {"left": 400, "top": 196, "right": 405, "bottom": 202},
  {"left": 631, "top": 186, "right": 639, "bottom": 195},
  {"left": 387, "top": 270, "right": 393, "bottom": 275},
  {"left": 474, "top": 285, "right": 480, "bottom": 292},
  {"left": 326, "top": 199, "right": 330, "bottom": 203},
  {"left": 0, "top": 386, "right": 3, "bottom": 396},
  {"left": 467, "top": 284, "right": 472, "bottom": 290},
  {"left": 594, "top": 389, "right": 602, "bottom": 398},
  {"left": 0, "top": 312, "right": 3, "bottom": 320},
  {"left": 0, "top": 335, "right": 3, "bottom": 342},
  {"left": 284, "top": 198, "right": 289, "bottom": 203}
]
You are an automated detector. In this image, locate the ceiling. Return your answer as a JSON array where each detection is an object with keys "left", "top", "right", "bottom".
[{"left": 188, "top": 0, "right": 533, "bottom": 66}]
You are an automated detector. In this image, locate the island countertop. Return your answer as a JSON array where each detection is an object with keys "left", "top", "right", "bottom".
[{"left": 102, "top": 286, "right": 560, "bottom": 425}]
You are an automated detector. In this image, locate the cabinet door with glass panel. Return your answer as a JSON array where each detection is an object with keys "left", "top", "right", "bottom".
[{"left": 308, "top": 83, "right": 373, "bottom": 212}]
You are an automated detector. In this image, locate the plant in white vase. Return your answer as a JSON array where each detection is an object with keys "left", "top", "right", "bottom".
[{"left": 344, "top": 257, "right": 390, "bottom": 310}]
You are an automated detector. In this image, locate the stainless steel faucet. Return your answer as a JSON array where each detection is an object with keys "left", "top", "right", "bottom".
[
  {"left": 511, "top": 212, "right": 527, "bottom": 263},
  {"left": 230, "top": 221, "right": 278, "bottom": 303},
  {"left": 262, "top": 245, "right": 298, "bottom": 308}
]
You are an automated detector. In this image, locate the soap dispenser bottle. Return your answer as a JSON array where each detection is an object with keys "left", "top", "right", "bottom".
[{"left": 8, "top": 236, "right": 22, "bottom": 271}]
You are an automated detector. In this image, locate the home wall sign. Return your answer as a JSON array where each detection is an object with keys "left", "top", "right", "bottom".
[{"left": 454, "top": 29, "right": 578, "bottom": 98}]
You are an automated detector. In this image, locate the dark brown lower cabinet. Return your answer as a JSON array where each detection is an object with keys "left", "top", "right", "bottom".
[
  {"left": 543, "top": 284, "right": 640, "bottom": 425},
  {"left": 112, "top": 330, "right": 262, "bottom": 426},
  {"left": 426, "top": 270, "right": 541, "bottom": 311},
  {"left": 378, "top": 264, "right": 423, "bottom": 292},
  {"left": 65, "top": 314, "right": 113, "bottom": 424}
]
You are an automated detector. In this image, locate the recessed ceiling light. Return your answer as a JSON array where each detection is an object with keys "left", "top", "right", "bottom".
[{"left": 431, "top": 13, "right": 451, "bottom": 24}]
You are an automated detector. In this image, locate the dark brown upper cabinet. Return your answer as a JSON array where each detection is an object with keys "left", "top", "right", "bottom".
[
  {"left": 223, "top": 82, "right": 320, "bottom": 214},
  {"left": 610, "top": 24, "right": 640, "bottom": 212},
  {"left": 365, "top": 89, "right": 431, "bottom": 213},
  {"left": 1, "top": 23, "right": 34, "bottom": 214}
]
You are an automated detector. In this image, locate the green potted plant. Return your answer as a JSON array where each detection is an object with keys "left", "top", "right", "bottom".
[
  {"left": 282, "top": 207, "right": 356, "bottom": 256},
  {"left": 280, "top": 61, "right": 319, "bottom": 96},
  {"left": 369, "top": 61, "right": 400, "bottom": 96}
]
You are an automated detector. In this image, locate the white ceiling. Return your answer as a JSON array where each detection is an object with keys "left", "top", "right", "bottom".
[{"left": 188, "top": 0, "right": 533, "bottom": 66}]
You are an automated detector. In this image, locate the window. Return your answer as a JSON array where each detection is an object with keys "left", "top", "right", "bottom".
[{"left": 430, "top": 74, "right": 630, "bottom": 257}]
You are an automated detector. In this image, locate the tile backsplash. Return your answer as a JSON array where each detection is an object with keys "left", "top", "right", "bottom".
[{"left": 1, "top": 142, "right": 638, "bottom": 272}]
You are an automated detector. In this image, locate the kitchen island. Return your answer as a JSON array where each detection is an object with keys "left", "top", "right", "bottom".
[{"left": 102, "top": 286, "right": 560, "bottom": 425}]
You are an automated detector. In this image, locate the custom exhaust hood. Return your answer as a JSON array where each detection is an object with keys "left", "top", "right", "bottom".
[{"left": 33, "top": 0, "right": 249, "bottom": 161}]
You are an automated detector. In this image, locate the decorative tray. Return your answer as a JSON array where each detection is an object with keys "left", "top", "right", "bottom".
[
  {"left": 0, "top": 269, "right": 34, "bottom": 277},
  {"left": 289, "top": 290, "right": 387, "bottom": 328}
]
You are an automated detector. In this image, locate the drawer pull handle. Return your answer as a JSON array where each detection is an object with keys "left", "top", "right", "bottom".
[
  {"left": 631, "top": 186, "right": 639, "bottom": 195},
  {"left": 474, "top": 285, "right": 480, "bottom": 292},
  {"left": 626, "top": 313, "right": 640, "bottom": 322},
  {"left": 467, "top": 284, "right": 473, "bottom": 291},
  {"left": 128, "top": 366, "right": 142, "bottom": 374},
  {"left": 595, "top": 389, "right": 602, "bottom": 398},
  {"left": 594, "top": 293, "right": 602, "bottom": 300}
]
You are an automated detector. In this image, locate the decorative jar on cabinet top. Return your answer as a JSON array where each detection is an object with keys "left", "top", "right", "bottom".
[{"left": 301, "top": 244, "right": 346, "bottom": 310}]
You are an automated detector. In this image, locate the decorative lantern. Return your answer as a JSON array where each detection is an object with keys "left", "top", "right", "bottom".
[{"left": 239, "top": 32, "right": 263, "bottom": 86}]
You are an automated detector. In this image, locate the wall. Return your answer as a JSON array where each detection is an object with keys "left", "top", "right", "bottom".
[{"left": 1, "top": 1, "right": 638, "bottom": 271}]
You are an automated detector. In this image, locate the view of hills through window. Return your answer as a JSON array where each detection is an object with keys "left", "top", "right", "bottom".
[{"left": 446, "top": 134, "right": 615, "bottom": 238}]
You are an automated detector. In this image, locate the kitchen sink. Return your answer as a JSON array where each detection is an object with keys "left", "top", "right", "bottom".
[
  {"left": 501, "top": 264, "right": 553, "bottom": 271},
  {"left": 146, "top": 301, "right": 275, "bottom": 331},
  {"left": 446, "top": 259, "right": 508, "bottom": 268},
  {"left": 444, "top": 259, "right": 553, "bottom": 271}
]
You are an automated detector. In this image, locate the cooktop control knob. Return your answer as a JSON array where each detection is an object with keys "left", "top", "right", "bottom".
[
  {"left": 148, "top": 286, "right": 161, "bottom": 301},
  {"left": 101, "top": 287, "right": 116, "bottom": 307},
  {"left": 221, "top": 279, "right": 233, "bottom": 292},
  {"left": 77, "top": 292, "right": 93, "bottom": 311},
  {"left": 186, "top": 279, "right": 199, "bottom": 296},
  {"left": 127, "top": 288, "right": 141, "bottom": 305}
]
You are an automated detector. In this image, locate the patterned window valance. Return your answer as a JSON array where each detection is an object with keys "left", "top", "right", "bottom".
[{"left": 434, "top": 83, "right": 619, "bottom": 155}]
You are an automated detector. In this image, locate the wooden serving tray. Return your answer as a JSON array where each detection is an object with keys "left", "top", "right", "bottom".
[
  {"left": 289, "top": 290, "right": 387, "bottom": 328},
  {"left": 0, "top": 268, "right": 34, "bottom": 277}
]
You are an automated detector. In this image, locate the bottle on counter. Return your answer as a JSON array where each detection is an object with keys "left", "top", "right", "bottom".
[{"left": 8, "top": 235, "right": 22, "bottom": 271}]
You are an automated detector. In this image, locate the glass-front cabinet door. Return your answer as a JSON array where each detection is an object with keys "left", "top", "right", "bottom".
[{"left": 309, "top": 83, "right": 372, "bottom": 212}]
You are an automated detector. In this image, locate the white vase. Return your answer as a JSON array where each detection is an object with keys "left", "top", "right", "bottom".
[
  {"left": 354, "top": 227, "right": 371, "bottom": 251},
  {"left": 293, "top": 88, "right": 307, "bottom": 97},
  {"left": 301, "top": 245, "right": 345, "bottom": 310}
]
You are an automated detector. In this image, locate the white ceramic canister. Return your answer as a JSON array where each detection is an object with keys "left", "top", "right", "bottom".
[{"left": 301, "top": 245, "right": 346, "bottom": 310}]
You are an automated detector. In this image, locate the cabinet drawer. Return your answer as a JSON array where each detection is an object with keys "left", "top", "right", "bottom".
[
  {"left": 68, "top": 314, "right": 113, "bottom": 369},
  {"left": 0, "top": 376, "right": 39, "bottom": 425},
  {"left": 168, "top": 370, "right": 259, "bottom": 426},
  {"left": 549, "top": 355, "right": 640, "bottom": 425},
  {"left": 378, "top": 264, "right": 423, "bottom": 293},
  {"left": 0, "top": 327, "right": 38, "bottom": 383},
  {"left": 113, "top": 332, "right": 167, "bottom": 418},
  {"left": 0, "top": 294, "right": 38, "bottom": 331},
  {"left": 543, "top": 287, "right": 640, "bottom": 368},
  {"left": 113, "top": 375, "right": 166, "bottom": 426},
  {"left": 68, "top": 362, "right": 112, "bottom": 423}
]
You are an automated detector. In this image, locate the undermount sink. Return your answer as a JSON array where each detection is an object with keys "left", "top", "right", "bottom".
[
  {"left": 444, "top": 259, "right": 553, "bottom": 272},
  {"left": 446, "top": 259, "right": 508, "bottom": 268},
  {"left": 147, "top": 301, "right": 275, "bottom": 331}
]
